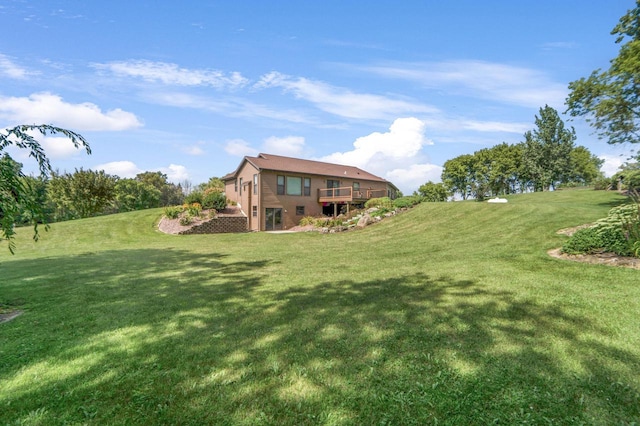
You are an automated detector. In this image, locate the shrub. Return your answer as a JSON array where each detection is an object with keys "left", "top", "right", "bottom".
[
  {"left": 562, "top": 227, "right": 604, "bottom": 254},
  {"left": 202, "top": 189, "right": 227, "bottom": 211},
  {"left": 298, "top": 216, "right": 316, "bottom": 227},
  {"left": 593, "top": 177, "right": 614, "bottom": 190},
  {"left": 562, "top": 203, "right": 640, "bottom": 257},
  {"left": 184, "top": 191, "right": 203, "bottom": 205},
  {"left": 393, "top": 196, "right": 422, "bottom": 209},
  {"left": 186, "top": 203, "right": 202, "bottom": 217},
  {"left": 370, "top": 207, "right": 391, "bottom": 218},
  {"left": 179, "top": 214, "right": 193, "bottom": 226},
  {"left": 562, "top": 226, "right": 631, "bottom": 256},
  {"left": 164, "top": 206, "right": 183, "bottom": 219},
  {"left": 365, "top": 197, "right": 392, "bottom": 209}
]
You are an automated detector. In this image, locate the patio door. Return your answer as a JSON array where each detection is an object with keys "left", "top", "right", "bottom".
[
  {"left": 265, "top": 208, "right": 283, "bottom": 231},
  {"left": 327, "top": 179, "right": 340, "bottom": 197}
]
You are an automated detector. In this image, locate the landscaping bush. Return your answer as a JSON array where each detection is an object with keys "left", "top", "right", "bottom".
[
  {"left": 202, "top": 189, "right": 227, "bottom": 211},
  {"left": 183, "top": 191, "right": 203, "bottom": 205},
  {"left": 179, "top": 214, "right": 193, "bottom": 226},
  {"left": 185, "top": 203, "right": 202, "bottom": 217},
  {"left": 593, "top": 177, "right": 614, "bottom": 190},
  {"left": 298, "top": 216, "right": 316, "bottom": 227},
  {"left": 393, "top": 196, "right": 422, "bottom": 209},
  {"left": 365, "top": 197, "right": 392, "bottom": 209},
  {"left": 369, "top": 207, "right": 392, "bottom": 218},
  {"left": 163, "top": 206, "right": 183, "bottom": 219},
  {"left": 562, "top": 203, "right": 640, "bottom": 256},
  {"left": 562, "top": 227, "right": 605, "bottom": 254},
  {"left": 598, "top": 227, "right": 634, "bottom": 256}
]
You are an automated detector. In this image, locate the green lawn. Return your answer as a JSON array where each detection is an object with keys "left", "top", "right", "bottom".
[{"left": 1, "top": 189, "right": 639, "bottom": 425}]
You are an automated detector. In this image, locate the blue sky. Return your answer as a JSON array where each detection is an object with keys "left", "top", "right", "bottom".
[{"left": 0, "top": 0, "right": 636, "bottom": 193}]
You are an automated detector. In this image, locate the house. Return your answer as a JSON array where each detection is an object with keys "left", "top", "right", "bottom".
[{"left": 222, "top": 153, "right": 399, "bottom": 231}]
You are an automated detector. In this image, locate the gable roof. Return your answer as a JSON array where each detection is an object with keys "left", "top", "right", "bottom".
[{"left": 223, "top": 153, "right": 392, "bottom": 184}]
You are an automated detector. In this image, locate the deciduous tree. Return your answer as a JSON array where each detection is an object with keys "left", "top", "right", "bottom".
[
  {"left": 136, "top": 171, "right": 183, "bottom": 206},
  {"left": 113, "top": 178, "right": 161, "bottom": 212},
  {"left": 566, "top": 1, "right": 640, "bottom": 148},
  {"left": 0, "top": 125, "right": 89, "bottom": 253},
  {"left": 417, "top": 181, "right": 449, "bottom": 202},
  {"left": 568, "top": 146, "right": 605, "bottom": 185},
  {"left": 47, "top": 168, "right": 116, "bottom": 219},
  {"left": 441, "top": 154, "right": 476, "bottom": 200}
]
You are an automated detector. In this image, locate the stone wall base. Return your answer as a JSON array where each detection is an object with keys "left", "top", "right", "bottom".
[{"left": 178, "top": 215, "right": 248, "bottom": 234}]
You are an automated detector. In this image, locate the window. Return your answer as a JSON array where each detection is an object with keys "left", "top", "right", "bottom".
[
  {"left": 277, "top": 175, "right": 310, "bottom": 196},
  {"left": 277, "top": 175, "right": 285, "bottom": 195},
  {"left": 327, "top": 179, "right": 340, "bottom": 196},
  {"left": 296, "top": 206, "right": 305, "bottom": 215},
  {"left": 286, "top": 176, "right": 302, "bottom": 196},
  {"left": 252, "top": 205, "right": 257, "bottom": 217},
  {"left": 253, "top": 174, "right": 258, "bottom": 195},
  {"left": 353, "top": 182, "right": 361, "bottom": 197},
  {"left": 234, "top": 179, "right": 238, "bottom": 192},
  {"left": 239, "top": 177, "right": 243, "bottom": 196},
  {"left": 304, "top": 178, "right": 311, "bottom": 196}
]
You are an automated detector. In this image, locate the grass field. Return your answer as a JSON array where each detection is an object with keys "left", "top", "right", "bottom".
[{"left": 1, "top": 189, "right": 639, "bottom": 425}]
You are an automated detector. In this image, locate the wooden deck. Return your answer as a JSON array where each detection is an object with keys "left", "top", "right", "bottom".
[{"left": 318, "top": 187, "right": 387, "bottom": 203}]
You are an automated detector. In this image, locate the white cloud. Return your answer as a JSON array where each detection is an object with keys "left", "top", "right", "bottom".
[
  {"left": 541, "top": 41, "right": 578, "bottom": 50},
  {"left": 320, "top": 117, "right": 440, "bottom": 193},
  {"left": 94, "top": 161, "right": 142, "bottom": 178},
  {"left": 360, "top": 60, "right": 567, "bottom": 109},
  {"left": 386, "top": 163, "right": 444, "bottom": 190},
  {"left": 0, "top": 54, "right": 32, "bottom": 79},
  {"left": 162, "top": 164, "right": 189, "bottom": 182},
  {"left": 182, "top": 142, "right": 205, "bottom": 156},
  {"left": 41, "top": 135, "right": 85, "bottom": 159},
  {"left": 93, "top": 161, "right": 189, "bottom": 182},
  {"left": 322, "top": 117, "right": 431, "bottom": 169},
  {"left": 146, "top": 91, "right": 312, "bottom": 124},
  {"left": 461, "top": 120, "right": 530, "bottom": 134},
  {"left": 225, "top": 136, "right": 307, "bottom": 158},
  {"left": 224, "top": 139, "right": 258, "bottom": 157},
  {"left": 185, "top": 146, "right": 205, "bottom": 156},
  {"left": 256, "top": 71, "right": 437, "bottom": 120},
  {"left": 0, "top": 92, "right": 142, "bottom": 131},
  {"left": 93, "top": 60, "right": 248, "bottom": 89},
  {"left": 599, "top": 154, "right": 626, "bottom": 177},
  {"left": 263, "top": 136, "right": 305, "bottom": 157}
]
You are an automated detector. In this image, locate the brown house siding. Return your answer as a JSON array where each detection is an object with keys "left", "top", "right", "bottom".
[
  {"left": 260, "top": 171, "right": 323, "bottom": 229},
  {"left": 225, "top": 162, "right": 260, "bottom": 231}
]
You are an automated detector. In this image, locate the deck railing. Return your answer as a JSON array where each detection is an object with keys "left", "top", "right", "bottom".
[{"left": 318, "top": 187, "right": 387, "bottom": 203}]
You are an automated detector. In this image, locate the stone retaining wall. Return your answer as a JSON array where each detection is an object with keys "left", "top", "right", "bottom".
[{"left": 178, "top": 214, "right": 248, "bottom": 234}]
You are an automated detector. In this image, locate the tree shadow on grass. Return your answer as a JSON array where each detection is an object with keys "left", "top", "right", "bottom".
[
  {"left": 1, "top": 254, "right": 639, "bottom": 424},
  {"left": 595, "top": 193, "right": 634, "bottom": 208}
]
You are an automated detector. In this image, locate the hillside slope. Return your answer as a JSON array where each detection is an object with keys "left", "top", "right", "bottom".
[{"left": 1, "top": 189, "right": 638, "bottom": 425}]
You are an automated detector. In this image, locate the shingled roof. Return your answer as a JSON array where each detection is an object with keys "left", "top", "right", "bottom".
[{"left": 223, "top": 153, "right": 391, "bottom": 184}]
